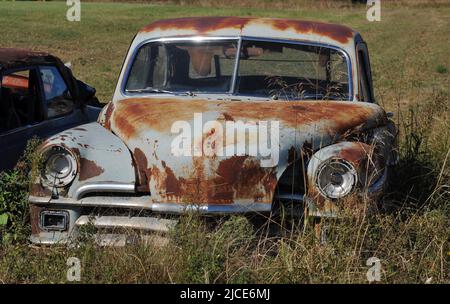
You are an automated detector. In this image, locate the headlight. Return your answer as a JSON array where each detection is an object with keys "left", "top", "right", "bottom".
[
  {"left": 41, "top": 146, "right": 78, "bottom": 188},
  {"left": 316, "top": 159, "right": 357, "bottom": 199}
]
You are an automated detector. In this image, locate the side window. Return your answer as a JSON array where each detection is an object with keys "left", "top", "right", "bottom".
[
  {"left": 0, "top": 68, "right": 42, "bottom": 133},
  {"left": 357, "top": 43, "right": 373, "bottom": 102},
  {"left": 126, "top": 44, "right": 166, "bottom": 90},
  {"left": 39, "top": 66, "right": 74, "bottom": 119}
]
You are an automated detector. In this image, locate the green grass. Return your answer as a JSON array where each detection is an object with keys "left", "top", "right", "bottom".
[
  {"left": 0, "top": 1, "right": 449, "bottom": 284},
  {"left": 0, "top": 2, "right": 448, "bottom": 108}
]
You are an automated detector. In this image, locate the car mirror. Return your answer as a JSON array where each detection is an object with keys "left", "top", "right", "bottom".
[{"left": 77, "top": 79, "right": 96, "bottom": 101}]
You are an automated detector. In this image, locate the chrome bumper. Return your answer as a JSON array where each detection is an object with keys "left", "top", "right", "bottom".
[
  {"left": 29, "top": 166, "right": 388, "bottom": 245},
  {"left": 29, "top": 195, "right": 273, "bottom": 214}
]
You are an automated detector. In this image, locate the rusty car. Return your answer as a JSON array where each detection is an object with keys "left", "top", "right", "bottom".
[
  {"left": 0, "top": 48, "right": 102, "bottom": 171},
  {"left": 28, "top": 17, "right": 398, "bottom": 244}
]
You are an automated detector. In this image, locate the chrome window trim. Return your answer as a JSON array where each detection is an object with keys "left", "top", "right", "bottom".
[
  {"left": 120, "top": 35, "right": 353, "bottom": 101},
  {"left": 121, "top": 36, "right": 240, "bottom": 97},
  {"left": 229, "top": 37, "right": 242, "bottom": 94}
]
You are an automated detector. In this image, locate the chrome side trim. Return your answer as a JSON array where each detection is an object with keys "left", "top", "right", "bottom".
[
  {"left": 75, "top": 215, "right": 177, "bottom": 232},
  {"left": 151, "top": 203, "right": 272, "bottom": 214},
  {"left": 273, "top": 193, "right": 304, "bottom": 202},
  {"left": 29, "top": 232, "right": 71, "bottom": 245},
  {"left": 74, "top": 183, "right": 136, "bottom": 200}
]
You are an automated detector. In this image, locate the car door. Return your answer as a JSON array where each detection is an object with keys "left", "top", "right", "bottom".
[
  {"left": 0, "top": 66, "right": 45, "bottom": 171},
  {"left": 0, "top": 65, "right": 87, "bottom": 171}
]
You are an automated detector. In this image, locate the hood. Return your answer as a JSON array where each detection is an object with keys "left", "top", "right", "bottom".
[{"left": 105, "top": 97, "right": 387, "bottom": 205}]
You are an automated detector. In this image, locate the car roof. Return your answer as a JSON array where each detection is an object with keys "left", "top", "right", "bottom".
[
  {"left": 138, "top": 16, "right": 358, "bottom": 48},
  {"left": 0, "top": 48, "right": 85, "bottom": 101},
  {"left": 0, "top": 48, "right": 59, "bottom": 71}
]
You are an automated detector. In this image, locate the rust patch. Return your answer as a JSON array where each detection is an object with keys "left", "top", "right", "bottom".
[
  {"left": 71, "top": 147, "right": 80, "bottom": 156},
  {"left": 78, "top": 158, "right": 104, "bottom": 181},
  {"left": 30, "top": 183, "right": 51, "bottom": 197},
  {"left": 163, "top": 164, "right": 182, "bottom": 196},
  {"left": 141, "top": 16, "right": 250, "bottom": 34},
  {"left": 264, "top": 19, "right": 354, "bottom": 44},
  {"left": 0, "top": 48, "right": 49, "bottom": 64},
  {"left": 145, "top": 154, "right": 277, "bottom": 205},
  {"left": 306, "top": 175, "right": 327, "bottom": 211},
  {"left": 223, "top": 101, "right": 386, "bottom": 136},
  {"left": 103, "top": 102, "right": 115, "bottom": 130},
  {"left": 133, "top": 147, "right": 150, "bottom": 190},
  {"left": 112, "top": 98, "right": 385, "bottom": 140},
  {"left": 222, "top": 112, "right": 235, "bottom": 121},
  {"left": 29, "top": 205, "right": 43, "bottom": 235},
  {"left": 113, "top": 98, "right": 208, "bottom": 138},
  {"left": 140, "top": 17, "right": 354, "bottom": 44},
  {"left": 338, "top": 143, "right": 372, "bottom": 167},
  {"left": 216, "top": 156, "right": 248, "bottom": 185}
]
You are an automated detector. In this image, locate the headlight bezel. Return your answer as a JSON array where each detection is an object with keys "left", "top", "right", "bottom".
[
  {"left": 315, "top": 158, "right": 358, "bottom": 200},
  {"left": 40, "top": 145, "right": 78, "bottom": 188}
]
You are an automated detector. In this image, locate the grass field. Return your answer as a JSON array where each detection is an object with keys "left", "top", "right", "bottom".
[{"left": 0, "top": 1, "right": 449, "bottom": 283}]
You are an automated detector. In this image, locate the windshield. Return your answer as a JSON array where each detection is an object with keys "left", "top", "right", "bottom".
[
  {"left": 125, "top": 40, "right": 238, "bottom": 94},
  {"left": 124, "top": 39, "right": 350, "bottom": 100}
]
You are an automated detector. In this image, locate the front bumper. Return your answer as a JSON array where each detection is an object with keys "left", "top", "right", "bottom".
[
  {"left": 28, "top": 195, "right": 273, "bottom": 245},
  {"left": 29, "top": 165, "right": 388, "bottom": 245}
]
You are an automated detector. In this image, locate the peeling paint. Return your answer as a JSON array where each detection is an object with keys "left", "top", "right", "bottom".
[{"left": 79, "top": 158, "right": 105, "bottom": 181}]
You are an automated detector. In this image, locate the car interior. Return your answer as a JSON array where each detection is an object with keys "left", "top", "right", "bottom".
[
  {"left": 166, "top": 46, "right": 233, "bottom": 92},
  {"left": 0, "top": 69, "right": 42, "bottom": 133},
  {"left": 166, "top": 44, "right": 349, "bottom": 99}
]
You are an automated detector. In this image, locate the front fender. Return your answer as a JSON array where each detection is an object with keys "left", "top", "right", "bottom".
[
  {"left": 31, "top": 122, "right": 136, "bottom": 200},
  {"left": 306, "top": 141, "right": 387, "bottom": 217}
]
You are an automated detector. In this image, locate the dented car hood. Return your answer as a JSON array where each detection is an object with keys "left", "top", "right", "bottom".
[{"left": 102, "top": 96, "right": 387, "bottom": 205}]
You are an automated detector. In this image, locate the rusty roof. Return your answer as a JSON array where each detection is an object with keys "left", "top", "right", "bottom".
[
  {"left": 139, "top": 16, "right": 357, "bottom": 45},
  {"left": 0, "top": 48, "right": 56, "bottom": 70}
]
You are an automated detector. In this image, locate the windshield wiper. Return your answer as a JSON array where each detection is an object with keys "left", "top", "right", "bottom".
[{"left": 125, "top": 87, "right": 174, "bottom": 94}]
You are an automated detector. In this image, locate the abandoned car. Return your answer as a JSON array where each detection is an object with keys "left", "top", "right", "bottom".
[
  {"left": 29, "top": 17, "right": 398, "bottom": 244},
  {"left": 0, "top": 48, "right": 101, "bottom": 171}
]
